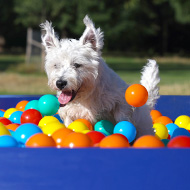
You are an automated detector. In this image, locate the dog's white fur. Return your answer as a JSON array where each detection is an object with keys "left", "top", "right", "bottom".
[{"left": 40, "top": 15, "right": 160, "bottom": 138}]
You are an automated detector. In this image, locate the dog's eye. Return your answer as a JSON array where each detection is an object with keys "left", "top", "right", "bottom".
[
  {"left": 74, "top": 63, "right": 81, "bottom": 69},
  {"left": 54, "top": 64, "right": 59, "bottom": 69}
]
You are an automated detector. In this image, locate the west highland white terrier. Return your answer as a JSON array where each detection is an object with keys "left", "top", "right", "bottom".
[{"left": 40, "top": 15, "right": 160, "bottom": 138}]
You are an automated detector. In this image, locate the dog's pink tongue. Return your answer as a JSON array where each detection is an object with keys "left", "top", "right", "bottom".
[{"left": 58, "top": 91, "right": 72, "bottom": 105}]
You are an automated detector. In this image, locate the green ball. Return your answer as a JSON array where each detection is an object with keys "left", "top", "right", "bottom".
[
  {"left": 161, "top": 139, "right": 170, "bottom": 146},
  {"left": 94, "top": 120, "right": 114, "bottom": 136},
  {"left": 38, "top": 94, "right": 60, "bottom": 116},
  {"left": 24, "top": 100, "right": 39, "bottom": 111}
]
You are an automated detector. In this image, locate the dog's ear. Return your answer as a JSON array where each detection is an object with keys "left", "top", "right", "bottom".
[
  {"left": 79, "top": 15, "right": 104, "bottom": 52},
  {"left": 40, "top": 21, "right": 59, "bottom": 50}
]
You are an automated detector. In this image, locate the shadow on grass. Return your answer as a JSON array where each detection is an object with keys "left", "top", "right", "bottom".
[
  {"left": 106, "top": 59, "right": 190, "bottom": 72},
  {"left": 0, "top": 55, "right": 24, "bottom": 71}
]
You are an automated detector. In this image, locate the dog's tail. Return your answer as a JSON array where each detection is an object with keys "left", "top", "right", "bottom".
[{"left": 140, "top": 59, "right": 160, "bottom": 110}]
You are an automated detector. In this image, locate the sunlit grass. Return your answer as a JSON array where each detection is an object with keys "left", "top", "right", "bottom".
[{"left": 0, "top": 54, "right": 189, "bottom": 95}]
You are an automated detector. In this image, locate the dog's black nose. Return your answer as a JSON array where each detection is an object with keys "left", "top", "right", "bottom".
[{"left": 56, "top": 80, "right": 67, "bottom": 90}]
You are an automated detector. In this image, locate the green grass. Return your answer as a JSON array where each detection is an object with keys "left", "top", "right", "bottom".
[{"left": 0, "top": 54, "right": 190, "bottom": 95}]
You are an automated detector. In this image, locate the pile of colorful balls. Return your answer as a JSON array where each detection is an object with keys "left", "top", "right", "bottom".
[{"left": 0, "top": 84, "right": 189, "bottom": 148}]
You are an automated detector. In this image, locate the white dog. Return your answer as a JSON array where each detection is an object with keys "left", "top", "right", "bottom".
[{"left": 40, "top": 15, "right": 160, "bottom": 138}]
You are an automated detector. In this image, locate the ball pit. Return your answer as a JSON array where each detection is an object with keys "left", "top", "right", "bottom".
[
  {"left": 0, "top": 95, "right": 190, "bottom": 190},
  {"left": 0, "top": 95, "right": 189, "bottom": 149}
]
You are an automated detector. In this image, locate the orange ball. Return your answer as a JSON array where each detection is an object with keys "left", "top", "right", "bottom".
[
  {"left": 125, "top": 84, "right": 148, "bottom": 107},
  {"left": 133, "top": 135, "right": 165, "bottom": 148},
  {"left": 62, "top": 132, "right": 92, "bottom": 148},
  {"left": 6, "top": 123, "right": 20, "bottom": 131},
  {"left": 150, "top": 110, "right": 162, "bottom": 122},
  {"left": 52, "top": 128, "right": 73, "bottom": 148},
  {"left": 16, "top": 100, "right": 29, "bottom": 111},
  {"left": 75, "top": 118, "right": 93, "bottom": 130},
  {"left": 154, "top": 116, "right": 173, "bottom": 125},
  {"left": 25, "top": 133, "right": 56, "bottom": 147},
  {"left": 99, "top": 134, "right": 130, "bottom": 148}
]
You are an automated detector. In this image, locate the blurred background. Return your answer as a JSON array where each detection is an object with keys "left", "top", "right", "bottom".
[{"left": 0, "top": 0, "right": 190, "bottom": 95}]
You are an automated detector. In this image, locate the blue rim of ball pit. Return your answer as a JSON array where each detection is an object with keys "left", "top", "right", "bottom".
[{"left": 0, "top": 95, "right": 190, "bottom": 190}]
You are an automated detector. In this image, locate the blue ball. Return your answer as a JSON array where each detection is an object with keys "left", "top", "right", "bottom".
[
  {"left": 114, "top": 121, "right": 137, "bottom": 143},
  {"left": 24, "top": 100, "right": 39, "bottom": 111},
  {"left": 54, "top": 114, "right": 64, "bottom": 123},
  {"left": 13, "top": 123, "right": 42, "bottom": 144},
  {"left": 9, "top": 111, "right": 23, "bottom": 124},
  {"left": 171, "top": 128, "right": 190, "bottom": 139},
  {"left": 0, "top": 135, "right": 18, "bottom": 147},
  {"left": 166, "top": 123, "right": 179, "bottom": 136},
  {"left": 0, "top": 110, "right": 4, "bottom": 117}
]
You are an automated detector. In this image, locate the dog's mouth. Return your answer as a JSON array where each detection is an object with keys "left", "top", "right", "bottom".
[{"left": 58, "top": 90, "right": 76, "bottom": 107}]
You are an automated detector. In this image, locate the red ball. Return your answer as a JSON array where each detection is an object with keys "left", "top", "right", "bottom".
[
  {"left": 0, "top": 118, "right": 12, "bottom": 125},
  {"left": 167, "top": 136, "right": 190, "bottom": 148},
  {"left": 21, "top": 109, "right": 42, "bottom": 125},
  {"left": 86, "top": 131, "right": 106, "bottom": 145}
]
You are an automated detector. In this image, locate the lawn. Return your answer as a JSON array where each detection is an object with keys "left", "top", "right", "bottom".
[{"left": 0, "top": 54, "right": 190, "bottom": 95}]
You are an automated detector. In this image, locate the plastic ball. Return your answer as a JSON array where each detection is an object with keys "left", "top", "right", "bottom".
[
  {"left": 133, "top": 135, "right": 165, "bottom": 148},
  {"left": 62, "top": 132, "right": 93, "bottom": 148},
  {"left": 38, "top": 116, "right": 60, "bottom": 129},
  {"left": 161, "top": 139, "right": 170, "bottom": 146},
  {"left": 99, "top": 134, "right": 130, "bottom": 148},
  {"left": 174, "top": 115, "right": 190, "bottom": 129},
  {"left": 21, "top": 109, "right": 42, "bottom": 125},
  {"left": 0, "top": 110, "right": 4, "bottom": 117},
  {"left": 6, "top": 123, "right": 19, "bottom": 131},
  {"left": 94, "top": 120, "right": 114, "bottom": 136},
  {"left": 52, "top": 128, "right": 73, "bottom": 148},
  {"left": 16, "top": 100, "right": 29, "bottom": 111},
  {"left": 0, "top": 118, "right": 12, "bottom": 125},
  {"left": 13, "top": 123, "right": 42, "bottom": 144},
  {"left": 4, "top": 108, "right": 18, "bottom": 118},
  {"left": 0, "top": 135, "right": 18, "bottom": 147},
  {"left": 166, "top": 123, "right": 179, "bottom": 136},
  {"left": 153, "top": 123, "right": 168, "bottom": 140},
  {"left": 24, "top": 100, "right": 39, "bottom": 111},
  {"left": 9, "top": 111, "right": 23, "bottom": 124},
  {"left": 125, "top": 84, "right": 148, "bottom": 107},
  {"left": 0, "top": 123, "right": 11, "bottom": 136},
  {"left": 113, "top": 121, "right": 136, "bottom": 143},
  {"left": 53, "top": 114, "right": 63, "bottom": 123},
  {"left": 150, "top": 110, "right": 162, "bottom": 123},
  {"left": 42, "top": 122, "right": 65, "bottom": 136},
  {"left": 25, "top": 133, "right": 56, "bottom": 148},
  {"left": 171, "top": 128, "right": 190, "bottom": 138},
  {"left": 186, "top": 123, "right": 190, "bottom": 130},
  {"left": 168, "top": 136, "right": 190, "bottom": 148},
  {"left": 38, "top": 94, "right": 60, "bottom": 116},
  {"left": 86, "top": 131, "right": 106, "bottom": 145},
  {"left": 81, "top": 130, "right": 91, "bottom": 134},
  {"left": 75, "top": 119, "right": 93, "bottom": 130},
  {"left": 68, "top": 121, "right": 89, "bottom": 132},
  {"left": 154, "top": 116, "right": 173, "bottom": 125}
]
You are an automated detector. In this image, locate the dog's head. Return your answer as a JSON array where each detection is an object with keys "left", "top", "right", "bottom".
[{"left": 40, "top": 15, "right": 104, "bottom": 106}]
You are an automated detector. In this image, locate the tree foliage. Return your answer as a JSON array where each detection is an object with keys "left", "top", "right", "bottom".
[{"left": 0, "top": 0, "right": 190, "bottom": 55}]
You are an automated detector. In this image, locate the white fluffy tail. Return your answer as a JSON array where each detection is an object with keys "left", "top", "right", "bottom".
[{"left": 140, "top": 59, "right": 160, "bottom": 110}]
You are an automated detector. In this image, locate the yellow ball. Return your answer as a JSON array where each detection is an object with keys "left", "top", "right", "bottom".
[
  {"left": 186, "top": 123, "right": 190, "bottom": 130},
  {"left": 42, "top": 122, "right": 65, "bottom": 136},
  {"left": 68, "top": 121, "right": 89, "bottom": 132},
  {"left": 4, "top": 108, "right": 18, "bottom": 118},
  {"left": 0, "top": 123, "right": 11, "bottom": 136},
  {"left": 174, "top": 115, "right": 190, "bottom": 129},
  {"left": 153, "top": 123, "right": 168, "bottom": 140},
  {"left": 81, "top": 130, "right": 91, "bottom": 134},
  {"left": 38, "top": 116, "right": 60, "bottom": 129}
]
